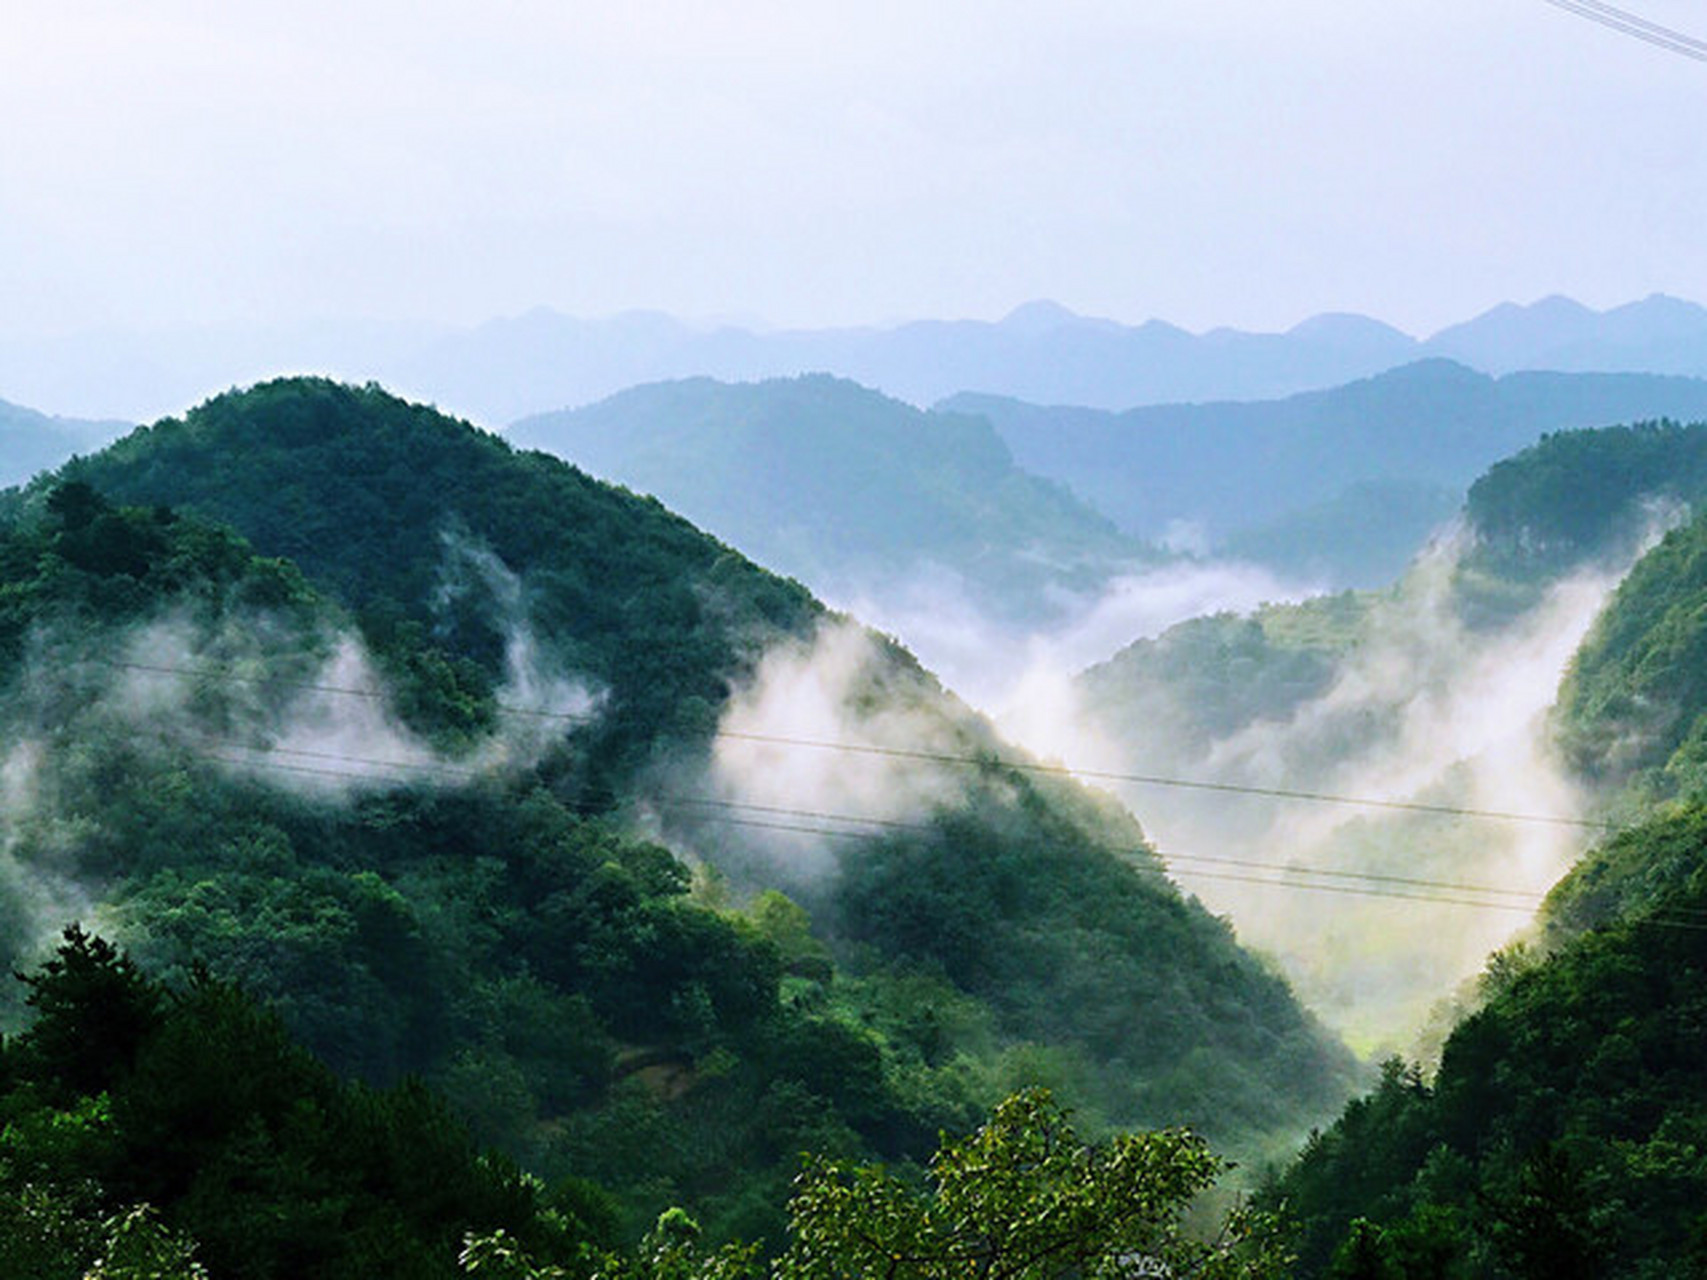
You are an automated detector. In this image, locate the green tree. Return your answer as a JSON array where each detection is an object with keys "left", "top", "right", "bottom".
[{"left": 779, "top": 1088, "right": 1285, "bottom": 1280}]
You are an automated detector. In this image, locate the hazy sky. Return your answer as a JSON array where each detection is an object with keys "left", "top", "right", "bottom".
[{"left": 5, "top": 1, "right": 1705, "bottom": 338}]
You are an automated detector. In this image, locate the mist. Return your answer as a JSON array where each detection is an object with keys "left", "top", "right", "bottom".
[
  {"left": 764, "top": 522, "right": 1643, "bottom": 1054},
  {"left": 1000, "top": 533, "right": 1638, "bottom": 1053},
  {"left": 829, "top": 556, "right": 1318, "bottom": 716},
  {"left": 662, "top": 619, "right": 990, "bottom": 893},
  {"left": 0, "top": 533, "right": 601, "bottom": 988}
]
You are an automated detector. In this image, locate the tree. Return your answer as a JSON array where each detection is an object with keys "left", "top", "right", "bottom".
[
  {"left": 779, "top": 1088, "right": 1286, "bottom": 1280},
  {"left": 12, "top": 924, "right": 162, "bottom": 1098}
]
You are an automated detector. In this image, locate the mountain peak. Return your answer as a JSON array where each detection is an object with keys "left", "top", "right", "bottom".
[{"left": 998, "top": 300, "right": 1084, "bottom": 334}]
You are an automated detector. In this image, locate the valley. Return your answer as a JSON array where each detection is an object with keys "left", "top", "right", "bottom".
[{"left": 4, "top": 322, "right": 1707, "bottom": 1276}]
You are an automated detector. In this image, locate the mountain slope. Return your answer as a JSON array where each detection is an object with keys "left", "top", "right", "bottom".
[
  {"left": 1270, "top": 803, "right": 1707, "bottom": 1278},
  {"left": 30, "top": 377, "right": 1357, "bottom": 1161},
  {"left": 1260, "top": 424, "right": 1707, "bottom": 1276},
  {"left": 948, "top": 363, "right": 1707, "bottom": 585},
  {"left": 508, "top": 374, "right": 1152, "bottom": 623}
]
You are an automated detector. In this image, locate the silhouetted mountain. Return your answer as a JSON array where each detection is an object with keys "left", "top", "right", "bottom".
[{"left": 1423, "top": 292, "right": 1707, "bottom": 374}]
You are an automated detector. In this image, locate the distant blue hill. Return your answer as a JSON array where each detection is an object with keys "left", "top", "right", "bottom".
[
  {"left": 946, "top": 361, "right": 1707, "bottom": 586},
  {"left": 8, "top": 294, "right": 1707, "bottom": 426},
  {"left": 509, "top": 374, "right": 1153, "bottom": 623},
  {"left": 0, "top": 397, "right": 131, "bottom": 489}
]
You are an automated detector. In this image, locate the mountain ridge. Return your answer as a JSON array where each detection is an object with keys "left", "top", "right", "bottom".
[{"left": 11, "top": 292, "right": 1707, "bottom": 425}]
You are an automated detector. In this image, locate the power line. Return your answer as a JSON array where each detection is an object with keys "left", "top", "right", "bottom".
[
  {"left": 714, "top": 730, "right": 1617, "bottom": 831},
  {"left": 1539, "top": 0, "right": 1707, "bottom": 60},
  {"left": 658, "top": 806, "right": 1707, "bottom": 931},
  {"left": 191, "top": 742, "right": 1658, "bottom": 921},
  {"left": 181, "top": 740, "right": 1707, "bottom": 929},
  {"left": 111, "top": 656, "right": 1616, "bottom": 831}
]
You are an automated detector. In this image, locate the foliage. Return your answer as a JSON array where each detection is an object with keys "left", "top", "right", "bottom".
[
  {"left": 1466, "top": 420, "right": 1707, "bottom": 581},
  {"left": 488, "top": 1091, "right": 1282, "bottom": 1280},
  {"left": 0, "top": 929, "right": 574, "bottom": 1280},
  {"left": 1552, "top": 504, "right": 1707, "bottom": 796},
  {"left": 1266, "top": 804, "right": 1707, "bottom": 1277},
  {"left": 779, "top": 1088, "right": 1287, "bottom": 1280},
  {"left": 0, "top": 379, "right": 1373, "bottom": 1251}
]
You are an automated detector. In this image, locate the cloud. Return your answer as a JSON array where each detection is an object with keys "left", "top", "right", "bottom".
[
  {"left": 644, "top": 618, "right": 995, "bottom": 892},
  {"left": 829, "top": 556, "right": 1315, "bottom": 716}
]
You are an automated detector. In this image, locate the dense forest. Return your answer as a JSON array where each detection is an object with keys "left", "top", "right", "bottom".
[
  {"left": 1263, "top": 421, "right": 1707, "bottom": 1277},
  {"left": 14, "top": 378, "right": 1707, "bottom": 1277},
  {"left": 0, "top": 378, "right": 1360, "bottom": 1273}
]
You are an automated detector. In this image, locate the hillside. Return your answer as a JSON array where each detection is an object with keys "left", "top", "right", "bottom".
[
  {"left": 1063, "top": 419, "right": 1707, "bottom": 1048},
  {"left": 1256, "top": 425, "right": 1707, "bottom": 1275},
  {"left": 1268, "top": 805, "right": 1707, "bottom": 1278},
  {"left": 8, "top": 379, "right": 1357, "bottom": 1203},
  {"left": 949, "top": 363, "right": 1707, "bottom": 587},
  {"left": 508, "top": 374, "right": 1153, "bottom": 624}
]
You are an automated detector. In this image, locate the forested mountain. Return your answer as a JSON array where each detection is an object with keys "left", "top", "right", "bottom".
[
  {"left": 1066, "top": 421, "right": 1707, "bottom": 1049},
  {"left": 508, "top": 374, "right": 1152, "bottom": 624},
  {"left": 0, "top": 396, "right": 128, "bottom": 489},
  {"left": 0, "top": 378, "right": 1357, "bottom": 1265},
  {"left": 1257, "top": 422, "right": 1707, "bottom": 1276},
  {"left": 949, "top": 363, "right": 1707, "bottom": 587}
]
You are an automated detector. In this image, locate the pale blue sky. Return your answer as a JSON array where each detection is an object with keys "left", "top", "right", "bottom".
[{"left": 4, "top": 1, "right": 1704, "bottom": 338}]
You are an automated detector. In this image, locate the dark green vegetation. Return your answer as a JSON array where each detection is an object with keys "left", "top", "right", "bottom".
[
  {"left": 509, "top": 375, "right": 1151, "bottom": 623},
  {"left": 1484, "top": 421, "right": 1707, "bottom": 803},
  {"left": 1268, "top": 807, "right": 1707, "bottom": 1278},
  {"left": 0, "top": 927, "right": 576, "bottom": 1279},
  {"left": 3, "top": 941, "right": 1282, "bottom": 1280},
  {"left": 1260, "top": 422, "right": 1707, "bottom": 1275},
  {"left": 0, "top": 378, "right": 1357, "bottom": 1263},
  {"left": 951, "top": 363, "right": 1707, "bottom": 587},
  {"left": 1466, "top": 419, "right": 1707, "bottom": 581},
  {"left": 0, "top": 396, "right": 128, "bottom": 490}
]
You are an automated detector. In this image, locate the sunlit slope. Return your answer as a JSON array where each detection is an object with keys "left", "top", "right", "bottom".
[
  {"left": 1064, "top": 423, "right": 1707, "bottom": 1049},
  {"left": 509, "top": 374, "right": 1152, "bottom": 623},
  {"left": 44, "top": 376, "right": 1358, "bottom": 1150},
  {"left": 1260, "top": 424, "right": 1707, "bottom": 1277}
]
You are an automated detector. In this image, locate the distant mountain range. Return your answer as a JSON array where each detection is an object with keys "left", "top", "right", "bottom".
[
  {"left": 0, "top": 397, "right": 130, "bottom": 488},
  {"left": 8, "top": 293, "right": 1707, "bottom": 424},
  {"left": 949, "top": 361, "right": 1707, "bottom": 586},
  {"left": 395, "top": 292, "right": 1707, "bottom": 423},
  {"left": 510, "top": 374, "right": 1152, "bottom": 623}
]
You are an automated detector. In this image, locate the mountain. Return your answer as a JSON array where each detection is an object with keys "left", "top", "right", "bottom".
[
  {"left": 5, "top": 378, "right": 1357, "bottom": 1211},
  {"left": 1270, "top": 803, "right": 1707, "bottom": 1277},
  {"left": 12, "top": 294, "right": 1707, "bottom": 429},
  {"left": 1424, "top": 292, "right": 1707, "bottom": 375},
  {"left": 1061, "top": 416, "right": 1707, "bottom": 1048},
  {"left": 373, "top": 302, "right": 1428, "bottom": 423},
  {"left": 508, "top": 374, "right": 1153, "bottom": 625},
  {"left": 949, "top": 362, "right": 1707, "bottom": 586},
  {"left": 0, "top": 396, "right": 129, "bottom": 488},
  {"left": 1258, "top": 426, "right": 1707, "bottom": 1277}
]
